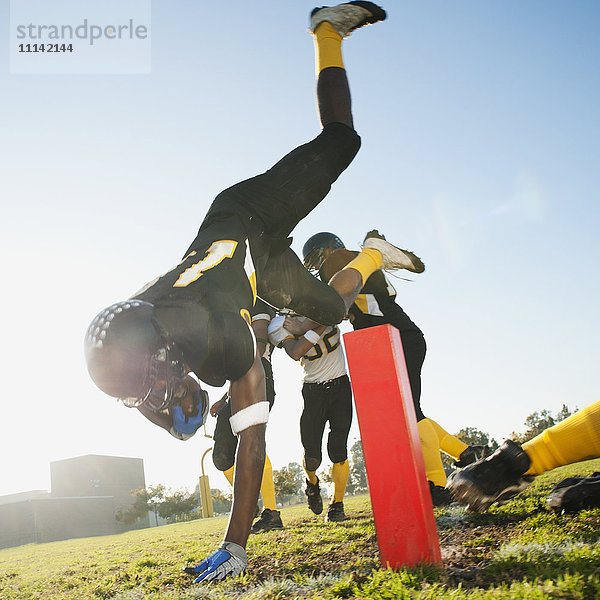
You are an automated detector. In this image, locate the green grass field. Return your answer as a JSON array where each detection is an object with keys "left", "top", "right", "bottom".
[{"left": 1, "top": 458, "right": 599, "bottom": 600}]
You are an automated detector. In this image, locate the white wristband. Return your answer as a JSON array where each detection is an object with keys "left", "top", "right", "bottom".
[
  {"left": 229, "top": 401, "right": 269, "bottom": 435},
  {"left": 303, "top": 330, "right": 321, "bottom": 345}
]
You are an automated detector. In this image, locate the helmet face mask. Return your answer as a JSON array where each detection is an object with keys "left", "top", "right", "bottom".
[
  {"left": 302, "top": 232, "right": 345, "bottom": 273},
  {"left": 119, "top": 345, "right": 186, "bottom": 411},
  {"left": 303, "top": 247, "right": 327, "bottom": 274}
]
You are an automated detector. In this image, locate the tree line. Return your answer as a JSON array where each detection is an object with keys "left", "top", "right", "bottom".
[{"left": 116, "top": 404, "right": 576, "bottom": 524}]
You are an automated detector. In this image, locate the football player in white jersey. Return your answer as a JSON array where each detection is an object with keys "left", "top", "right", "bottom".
[{"left": 269, "top": 316, "right": 352, "bottom": 522}]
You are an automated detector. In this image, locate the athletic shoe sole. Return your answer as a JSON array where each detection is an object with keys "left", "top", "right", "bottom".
[
  {"left": 362, "top": 230, "right": 425, "bottom": 273},
  {"left": 310, "top": 2, "right": 386, "bottom": 37}
]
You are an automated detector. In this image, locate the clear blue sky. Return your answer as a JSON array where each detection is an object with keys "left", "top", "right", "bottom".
[{"left": 1, "top": 1, "right": 599, "bottom": 497}]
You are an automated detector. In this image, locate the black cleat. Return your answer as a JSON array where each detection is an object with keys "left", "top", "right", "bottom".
[
  {"left": 547, "top": 473, "right": 600, "bottom": 514},
  {"left": 325, "top": 501, "right": 347, "bottom": 522},
  {"left": 250, "top": 508, "right": 284, "bottom": 533},
  {"left": 310, "top": 2, "right": 386, "bottom": 38},
  {"left": 305, "top": 478, "right": 324, "bottom": 515},
  {"left": 447, "top": 439, "right": 533, "bottom": 512},
  {"left": 429, "top": 482, "right": 453, "bottom": 507},
  {"left": 454, "top": 445, "right": 491, "bottom": 468}
]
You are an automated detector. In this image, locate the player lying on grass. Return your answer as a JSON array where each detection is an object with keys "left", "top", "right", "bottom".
[{"left": 448, "top": 399, "right": 600, "bottom": 513}]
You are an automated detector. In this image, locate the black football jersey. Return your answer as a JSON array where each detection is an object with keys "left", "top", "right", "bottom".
[
  {"left": 134, "top": 215, "right": 258, "bottom": 387},
  {"left": 348, "top": 270, "right": 421, "bottom": 334}
]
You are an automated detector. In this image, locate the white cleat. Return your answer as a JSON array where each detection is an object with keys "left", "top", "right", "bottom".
[
  {"left": 362, "top": 230, "right": 425, "bottom": 273},
  {"left": 310, "top": 1, "right": 387, "bottom": 38}
]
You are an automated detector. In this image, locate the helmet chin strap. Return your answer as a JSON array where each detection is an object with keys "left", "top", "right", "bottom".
[{"left": 138, "top": 343, "right": 187, "bottom": 411}]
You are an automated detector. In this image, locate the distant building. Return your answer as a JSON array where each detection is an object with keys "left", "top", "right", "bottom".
[{"left": 0, "top": 454, "right": 149, "bottom": 550}]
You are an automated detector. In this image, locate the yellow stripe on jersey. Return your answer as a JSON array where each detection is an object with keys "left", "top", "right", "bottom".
[
  {"left": 240, "top": 308, "right": 257, "bottom": 358},
  {"left": 240, "top": 309, "right": 251, "bottom": 327},
  {"left": 354, "top": 293, "right": 384, "bottom": 317},
  {"left": 523, "top": 399, "right": 600, "bottom": 475},
  {"left": 174, "top": 240, "right": 237, "bottom": 287}
]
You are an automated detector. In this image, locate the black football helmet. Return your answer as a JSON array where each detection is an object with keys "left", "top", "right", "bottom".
[
  {"left": 84, "top": 300, "right": 186, "bottom": 411},
  {"left": 302, "top": 232, "right": 345, "bottom": 273}
]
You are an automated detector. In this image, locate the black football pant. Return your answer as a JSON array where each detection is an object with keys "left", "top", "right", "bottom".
[
  {"left": 300, "top": 374, "right": 353, "bottom": 472},
  {"left": 399, "top": 328, "right": 427, "bottom": 422},
  {"left": 203, "top": 123, "right": 361, "bottom": 326}
]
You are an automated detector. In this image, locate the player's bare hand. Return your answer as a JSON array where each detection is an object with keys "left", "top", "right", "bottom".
[
  {"left": 284, "top": 316, "right": 316, "bottom": 335},
  {"left": 210, "top": 392, "right": 228, "bottom": 417}
]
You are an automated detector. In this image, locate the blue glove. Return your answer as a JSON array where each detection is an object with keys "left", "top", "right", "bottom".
[{"left": 190, "top": 541, "right": 247, "bottom": 583}]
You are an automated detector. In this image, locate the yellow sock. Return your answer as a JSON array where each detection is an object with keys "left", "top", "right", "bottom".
[
  {"left": 342, "top": 248, "right": 383, "bottom": 285},
  {"left": 314, "top": 22, "right": 344, "bottom": 73},
  {"left": 260, "top": 455, "right": 277, "bottom": 510},
  {"left": 523, "top": 400, "right": 600, "bottom": 475},
  {"left": 305, "top": 469, "right": 318, "bottom": 485},
  {"left": 417, "top": 418, "right": 447, "bottom": 487},
  {"left": 428, "top": 419, "right": 468, "bottom": 460},
  {"left": 332, "top": 460, "right": 349, "bottom": 502},
  {"left": 223, "top": 465, "right": 235, "bottom": 487}
]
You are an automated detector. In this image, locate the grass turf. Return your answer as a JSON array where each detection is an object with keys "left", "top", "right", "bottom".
[{"left": 0, "top": 458, "right": 598, "bottom": 599}]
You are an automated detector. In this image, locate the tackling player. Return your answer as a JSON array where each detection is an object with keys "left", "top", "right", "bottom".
[
  {"left": 296, "top": 231, "right": 487, "bottom": 505},
  {"left": 448, "top": 399, "right": 600, "bottom": 512}
]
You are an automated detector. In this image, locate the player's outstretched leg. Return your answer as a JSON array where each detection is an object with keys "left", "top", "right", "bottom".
[
  {"left": 311, "top": 2, "right": 387, "bottom": 38},
  {"left": 326, "top": 229, "right": 425, "bottom": 316},
  {"left": 311, "top": 2, "right": 386, "bottom": 128},
  {"left": 426, "top": 417, "right": 491, "bottom": 468},
  {"left": 449, "top": 400, "right": 600, "bottom": 511},
  {"left": 522, "top": 400, "right": 600, "bottom": 475}
]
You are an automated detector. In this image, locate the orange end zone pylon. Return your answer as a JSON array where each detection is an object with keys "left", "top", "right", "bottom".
[{"left": 344, "top": 324, "right": 441, "bottom": 568}]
